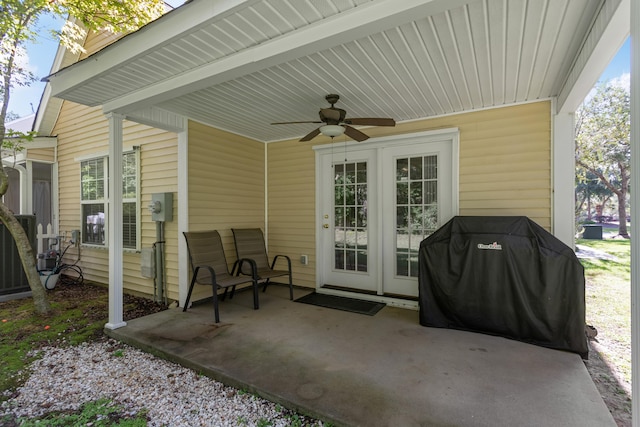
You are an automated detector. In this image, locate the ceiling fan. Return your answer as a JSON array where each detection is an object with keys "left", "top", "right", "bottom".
[{"left": 271, "top": 94, "right": 396, "bottom": 142}]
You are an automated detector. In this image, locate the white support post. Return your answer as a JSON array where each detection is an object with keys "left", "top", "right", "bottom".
[
  {"left": 25, "top": 161, "right": 33, "bottom": 215},
  {"left": 177, "top": 123, "right": 189, "bottom": 307},
  {"left": 552, "top": 111, "right": 576, "bottom": 248},
  {"left": 105, "top": 113, "right": 126, "bottom": 330},
  {"left": 630, "top": 0, "right": 639, "bottom": 425},
  {"left": 16, "top": 165, "right": 27, "bottom": 214}
]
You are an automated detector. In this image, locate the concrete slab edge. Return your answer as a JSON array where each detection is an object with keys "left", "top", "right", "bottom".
[{"left": 104, "top": 327, "right": 345, "bottom": 427}]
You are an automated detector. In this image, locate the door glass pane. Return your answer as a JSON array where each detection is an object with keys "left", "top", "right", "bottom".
[
  {"left": 410, "top": 182, "right": 423, "bottom": 204},
  {"left": 345, "top": 250, "right": 356, "bottom": 270},
  {"left": 335, "top": 250, "right": 344, "bottom": 269},
  {"left": 334, "top": 161, "right": 367, "bottom": 272},
  {"left": 395, "top": 154, "right": 438, "bottom": 277},
  {"left": 396, "top": 182, "right": 408, "bottom": 204},
  {"left": 396, "top": 158, "right": 408, "bottom": 181},
  {"left": 410, "top": 157, "right": 422, "bottom": 180},
  {"left": 357, "top": 250, "right": 367, "bottom": 272}
]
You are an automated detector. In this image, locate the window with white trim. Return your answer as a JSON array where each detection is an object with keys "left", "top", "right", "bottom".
[{"left": 80, "top": 151, "right": 139, "bottom": 249}]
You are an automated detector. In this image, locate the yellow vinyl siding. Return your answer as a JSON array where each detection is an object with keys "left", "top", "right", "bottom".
[
  {"left": 138, "top": 129, "right": 178, "bottom": 300},
  {"left": 80, "top": 31, "right": 122, "bottom": 60},
  {"left": 186, "top": 121, "right": 265, "bottom": 302},
  {"left": 267, "top": 101, "right": 551, "bottom": 288},
  {"left": 54, "top": 100, "right": 179, "bottom": 300},
  {"left": 267, "top": 139, "right": 316, "bottom": 287},
  {"left": 25, "top": 148, "right": 55, "bottom": 162}
]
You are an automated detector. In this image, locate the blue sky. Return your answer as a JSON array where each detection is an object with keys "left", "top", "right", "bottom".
[
  {"left": 7, "top": 8, "right": 632, "bottom": 120},
  {"left": 598, "top": 37, "right": 630, "bottom": 83}
]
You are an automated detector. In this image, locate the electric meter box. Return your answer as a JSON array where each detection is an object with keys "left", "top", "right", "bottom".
[{"left": 151, "top": 193, "right": 173, "bottom": 222}]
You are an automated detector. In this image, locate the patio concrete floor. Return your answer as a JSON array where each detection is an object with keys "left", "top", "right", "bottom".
[{"left": 106, "top": 285, "right": 615, "bottom": 427}]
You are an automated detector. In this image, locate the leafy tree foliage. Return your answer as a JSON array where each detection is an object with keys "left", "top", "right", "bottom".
[
  {"left": 575, "top": 171, "right": 613, "bottom": 221},
  {"left": 0, "top": 0, "right": 164, "bottom": 314},
  {"left": 575, "top": 81, "right": 630, "bottom": 237}
]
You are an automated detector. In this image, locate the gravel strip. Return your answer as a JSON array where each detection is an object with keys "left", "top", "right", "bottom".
[{"left": 1, "top": 339, "right": 323, "bottom": 426}]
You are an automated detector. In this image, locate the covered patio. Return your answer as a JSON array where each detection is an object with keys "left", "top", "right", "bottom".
[
  {"left": 42, "top": 0, "right": 640, "bottom": 424},
  {"left": 106, "top": 285, "right": 615, "bottom": 426}
]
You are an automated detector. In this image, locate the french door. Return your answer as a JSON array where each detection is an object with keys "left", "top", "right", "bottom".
[
  {"left": 319, "top": 148, "right": 379, "bottom": 292},
  {"left": 316, "top": 130, "right": 458, "bottom": 299},
  {"left": 381, "top": 141, "right": 455, "bottom": 296}
]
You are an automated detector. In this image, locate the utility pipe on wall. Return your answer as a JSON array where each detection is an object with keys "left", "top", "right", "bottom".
[{"left": 154, "top": 220, "right": 166, "bottom": 304}]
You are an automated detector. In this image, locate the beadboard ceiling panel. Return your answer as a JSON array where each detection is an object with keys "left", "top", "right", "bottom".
[{"left": 47, "top": 0, "right": 622, "bottom": 142}]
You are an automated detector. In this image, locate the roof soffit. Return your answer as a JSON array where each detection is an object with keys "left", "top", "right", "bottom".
[
  {"left": 44, "top": 0, "right": 627, "bottom": 143},
  {"left": 48, "top": 0, "right": 480, "bottom": 112},
  {"left": 46, "top": 0, "right": 262, "bottom": 100}
]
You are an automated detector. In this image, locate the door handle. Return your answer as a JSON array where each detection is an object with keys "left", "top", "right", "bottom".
[{"left": 323, "top": 224, "right": 329, "bottom": 229}]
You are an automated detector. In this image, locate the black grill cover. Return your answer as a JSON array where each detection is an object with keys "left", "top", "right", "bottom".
[{"left": 419, "top": 216, "right": 588, "bottom": 358}]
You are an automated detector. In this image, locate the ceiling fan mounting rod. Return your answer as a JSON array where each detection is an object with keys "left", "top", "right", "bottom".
[{"left": 325, "top": 93, "right": 340, "bottom": 106}]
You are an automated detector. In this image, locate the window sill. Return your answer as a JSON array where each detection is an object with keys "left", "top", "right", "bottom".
[{"left": 80, "top": 244, "right": 140, "bottom": 253}]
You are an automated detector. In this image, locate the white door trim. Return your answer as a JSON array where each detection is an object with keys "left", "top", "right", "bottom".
[{"left": 313, "top": 128, "right": 460, "bottom": 306}]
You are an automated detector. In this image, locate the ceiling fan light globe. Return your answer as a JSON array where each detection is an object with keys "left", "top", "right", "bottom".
[{"left": 319, "top": 124, "right": 345, "bottom": 137}]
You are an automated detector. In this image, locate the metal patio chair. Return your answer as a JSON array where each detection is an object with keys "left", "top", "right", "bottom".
[
  {"left": 183, "top": 230, "right": 259, "bottom": 323},
  {"left": 232, "top": 228, "right": 294, "bottom": 300}
]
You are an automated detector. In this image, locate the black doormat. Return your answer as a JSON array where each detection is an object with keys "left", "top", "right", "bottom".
[{"left": 295, "top": 292, "right": 385, "bottom": 316}]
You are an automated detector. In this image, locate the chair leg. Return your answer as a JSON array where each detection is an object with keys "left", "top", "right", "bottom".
[
  {"left": 183, "top": 275, "right": 197, "bottom": 312},
  {"left": 252, "top": 281, "right": 259, "bottom": 310},
  {"left": 262, "top": 278, "right": 270, "bottom": 292},
  {"left": 288, "top": 271, "right": 294, "bottom": 300},
  {"left": 212, "top": 285, "right": 220, "bottom": 323}
]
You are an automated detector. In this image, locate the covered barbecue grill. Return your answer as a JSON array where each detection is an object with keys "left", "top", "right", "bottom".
[{"left": 419, "top": 216, "right": 588, "bottom": 358}]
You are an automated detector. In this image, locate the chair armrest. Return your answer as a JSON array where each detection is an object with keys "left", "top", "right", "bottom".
[
  {"left": 230, "top": 259, "right": 239, "bottom": 276},
  {"left": 237, "top": 258, "right": 259, "bottom": 280},
  {"left": 271, "top": 254, "right": 291, "bottom": 271},
  {"left": 193, "top": 265, "right": 217, "bottom": 285}
]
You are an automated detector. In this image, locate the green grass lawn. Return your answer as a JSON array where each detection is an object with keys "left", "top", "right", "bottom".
[{"left": 578, "top": 237, "right": 631, "bottom": 384}]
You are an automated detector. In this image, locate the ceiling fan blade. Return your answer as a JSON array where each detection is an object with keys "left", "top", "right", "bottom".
[
  {"left": 344, "top": 117, "right": 396, "bottom": 126},
  {"left": 300, "top": 128, "right": 321, "bottom": 142},
  {"left": 271, "top": 121, "right": 323, "bottom": 125},
  {"left": 344, "top": 125, "right": 369, "bottom": 142}
]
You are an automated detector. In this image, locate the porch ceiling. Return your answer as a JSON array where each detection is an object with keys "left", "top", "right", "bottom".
[{"left": 46, "top": 0, "right": 628, "bottom": 142}]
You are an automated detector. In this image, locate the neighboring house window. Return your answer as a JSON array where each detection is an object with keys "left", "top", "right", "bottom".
[{"left": 80, "top": 151, "right": 139, "bottom": 249}]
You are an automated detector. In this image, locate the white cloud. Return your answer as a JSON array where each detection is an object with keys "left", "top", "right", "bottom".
[{"left": 609, "top": 73, "right": 630, "bottom": 90}]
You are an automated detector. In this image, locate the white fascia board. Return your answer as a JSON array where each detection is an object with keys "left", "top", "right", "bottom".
[
  {"left": 46, "top": 0, "right": 259, "bottom": 99},
  {"left": 24, "top": 137, "right": 58, "bottom": 149},
  {"left": 1, "top": 136, "right": 57, "bottom": 149},
  {"left": 102, "top": 0, "right": 478, "bottom": 114},
  {"left": 558, "top": 0, "right": 630, "bottom": 113}
]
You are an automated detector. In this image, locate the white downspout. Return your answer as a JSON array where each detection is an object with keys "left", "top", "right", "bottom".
[
  {"left": 264, "top": 142, "right": 268, "bottom": 245},
  {"left": 105, "top": 113, "right": 126, "bottom": 330}
]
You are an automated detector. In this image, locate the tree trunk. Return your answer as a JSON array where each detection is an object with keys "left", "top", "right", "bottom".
[
  {"left": 617, "top": 191, "right": 629, "bottom": 238},
  {"left": 0, "top": 202, "right": 51, "bottom": 314}
]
